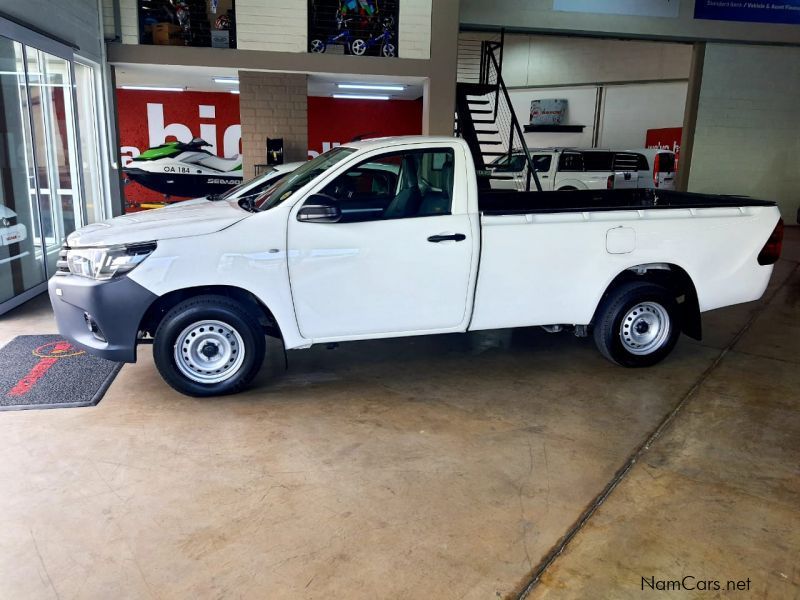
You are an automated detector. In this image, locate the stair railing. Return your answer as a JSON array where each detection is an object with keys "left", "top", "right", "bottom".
[{"left": 482, "top": 41, "right": 542, "bottom": 192}]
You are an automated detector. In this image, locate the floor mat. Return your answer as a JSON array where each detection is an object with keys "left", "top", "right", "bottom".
[{"left": 0, "top": 335, "right": 122, "bottom": 411}]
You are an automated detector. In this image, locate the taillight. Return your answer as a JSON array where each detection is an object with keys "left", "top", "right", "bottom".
[
  {"left": 607, "top": 175, "right": 614, "bottom": 190},
  {"left": 758, "top": 219, "right": 784, "bottom": 265},
  {"left": 653, "top": 154, "right": 660, "bottom": 188}
]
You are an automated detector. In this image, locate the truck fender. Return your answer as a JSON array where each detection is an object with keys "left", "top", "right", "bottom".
[{"left": 591, "top": 263, "right": 702, "bottom": 341}]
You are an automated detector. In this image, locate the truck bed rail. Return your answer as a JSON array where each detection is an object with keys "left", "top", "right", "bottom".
[{"left": 479, "top": 189, "right": 775, "bottom": 215}]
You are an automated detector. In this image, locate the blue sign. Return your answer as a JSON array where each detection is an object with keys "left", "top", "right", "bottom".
[{"left": 695, "top": 1, "right": 800, "bottom": 25}]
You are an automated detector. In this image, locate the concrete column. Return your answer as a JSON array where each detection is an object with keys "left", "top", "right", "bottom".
[
  {"left": 238, "top": 71, "right": 308, "bottom": 178},
  {"left": 676, "top": 42, "right": 705, "bottom": 192},
  {"left": 422, "top": 0, "right": 459, "bottom": 136}
]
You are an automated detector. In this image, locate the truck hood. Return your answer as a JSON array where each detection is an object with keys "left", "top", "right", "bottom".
[{"left": 67, "top": 199, "right": 250, "bottom": 247}]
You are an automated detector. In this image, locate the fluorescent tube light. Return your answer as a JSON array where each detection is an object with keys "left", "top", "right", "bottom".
[
  {"left": 333, "top": 94, "right": 390, "bottom": 100},
  {"left": 213, "top": 77, "right": 239, "bottom": 85},
  {"left": 120, "top": 85, "right": 185, "bottom": 92},
  {"left": 338, "top": 83, "right": 404, "bottom": 91},
  {"left": 230, "top": 90, "right": 240, "bottom": 94}
]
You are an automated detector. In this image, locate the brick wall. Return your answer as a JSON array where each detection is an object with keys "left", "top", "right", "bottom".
[
  {"left": 399, "top": 0, "right": 432, "bottom": 59},
  {"left": 119, "top": 0, "right": 138, "bottom": 44},
  {"left": 688, "top": 44, "right": 800, "bottom": 222},
  {"left": 238, "top": 71, "right": 308, "bottom": 178},
  {"left": 236, "top": 0, "right": 307, "bottom": 52}
]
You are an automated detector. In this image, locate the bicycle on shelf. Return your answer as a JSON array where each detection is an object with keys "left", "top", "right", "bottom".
[
  {"left": 309, "top": 15, "right": 357, "bottom": 54},
  {"left": 350, "top": 17, "right": 396, "bottom": 57}
]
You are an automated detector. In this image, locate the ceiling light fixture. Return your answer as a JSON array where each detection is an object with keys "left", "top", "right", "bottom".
[
  {"left": 213, "top": 77, "right": 240, "bottom": 85},
  {"left": 333, "top": 94, "right": 390, "bottom": 100},
  {"left": 120, "top": 85, "right": 186, "bottom": 92},
  {"left": 337, "top": 83, "right": 404, "bottom": 91},
  {"left": 230, "top": 90, "right": 240, "bottom": 94}
]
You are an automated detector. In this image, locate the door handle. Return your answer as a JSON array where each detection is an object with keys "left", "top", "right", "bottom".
[{"left": 428, "top": 233, "right": 466, "bottom": 243}]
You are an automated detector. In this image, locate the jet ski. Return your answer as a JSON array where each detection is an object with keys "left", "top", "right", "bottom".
[{"left": 124, "top": 138, "right": 243, "bottom": 198}]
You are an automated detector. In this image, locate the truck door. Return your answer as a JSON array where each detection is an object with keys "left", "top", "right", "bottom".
[{"left": 288, "top": 145, "right": 475, "bottom": 341}]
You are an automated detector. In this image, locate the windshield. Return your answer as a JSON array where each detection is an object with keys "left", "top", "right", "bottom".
[
  {"left": 253, "top": 147, "right": 356, "bottom": 212},
  {"left": 218, "top": 168, "right": 277, "bottom": 201}
]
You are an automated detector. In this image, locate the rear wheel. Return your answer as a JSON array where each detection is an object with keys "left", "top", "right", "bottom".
[
  {"left": 310, "top": 39, "right": 326, "bottom": 53},
  {"left": 592, "top": 281, "right": 680, "bottom": 367},
  {"left": 381, "top": 42, "right": 396, "bottom": 57},
  {"left": 350, "top": 38, "right": 367, "bottom": 55},
  {"left": 153, "top": 295, "right": 265, "bottom": 396}
]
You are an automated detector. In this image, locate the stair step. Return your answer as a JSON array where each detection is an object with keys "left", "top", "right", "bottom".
[
  {"left": 457, "top": 82, "right": 498, "bottom": 96},
  {"left": 467, "top": 99, "right": 490, "bottom": 105},
  {"left": 471, "top": 118, "right": 496, "bottom": 124},
  {"left": 475, "top": 128, "right": 499, "bottom": 135},
  {"left": 482, "top": 151, "right": 507, "bottom": 157},
  {"left": 470, "top": 109, "right": 493, "bottom": 114},
  {"left": 479, "top": 140, "right": 503, "bottom": 145}
]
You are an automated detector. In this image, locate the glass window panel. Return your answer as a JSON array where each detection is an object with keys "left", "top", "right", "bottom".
[
  {"left": 26, "top": 48, "right": 82, "bottom": 275},
  {"left": 74, "top": 61, "right": 104, "bottom": 224},
  {"left": 0, "top": 37, "right": 46, "bottom": 305}
]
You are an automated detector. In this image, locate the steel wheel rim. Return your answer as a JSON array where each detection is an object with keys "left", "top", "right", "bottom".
[
  {"left": 351, "top": 39, "right": 366, "bottom": 55},
  {"left": 174, "top": 319, "right": 246, "bottom": 384},
  {"left": 619, "top": 301, "right": 670, "bottom": 355}
]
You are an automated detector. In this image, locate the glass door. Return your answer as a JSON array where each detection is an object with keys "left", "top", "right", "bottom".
[
  {"left": 0, "top": 36, "right": 47, "bottom": 307},
  {"left": 25, "top": 47, "right": 82, "bottom": 277}
]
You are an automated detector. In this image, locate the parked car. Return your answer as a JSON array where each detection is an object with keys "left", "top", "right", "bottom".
[
  {"left": 629, "top": 148, "right": 677, "bottom": 190},
  {"left": 489, "top": 148, "right": 642, "bottom": 191},
  {"left": 0, "top": 205, "right": 27, "bottom": 247},
  {"left": 50, "top": 136, "right": 783, "bottom": 397}
]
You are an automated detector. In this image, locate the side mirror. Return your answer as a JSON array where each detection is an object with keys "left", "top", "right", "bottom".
[{"left": 297, "top": 194, "right": 342, "bottom": 223}]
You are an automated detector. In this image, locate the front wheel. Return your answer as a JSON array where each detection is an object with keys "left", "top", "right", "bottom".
[
  {"left": 153, "top": 295, "right": 266, "bottom": 396},
  {"left": 310, "top": 39, "right": 326, "bottom": 53},
  {"left": 592, "top": 281, "right": 680, "bottom": 367},
  {"left": 381, "top": 42, "right": 396, "bottom": 57},
  {"left": 350, "top": 38, "right": 367, "bottom": 55}
]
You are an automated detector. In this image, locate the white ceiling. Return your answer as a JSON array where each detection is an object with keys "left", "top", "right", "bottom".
[{"left": 114, "top": 63, "right": 424, "bottom": 100}]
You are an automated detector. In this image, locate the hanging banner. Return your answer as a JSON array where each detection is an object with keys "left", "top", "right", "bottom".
[
  {"left": 308, "top": 0, "right": 399, "bottom": 56},
  {"left": 553, "top": 0, "right": 679, "bottom": 18},
  {"left": 694, "top": 0, "right": 800, "bottom": 24}
]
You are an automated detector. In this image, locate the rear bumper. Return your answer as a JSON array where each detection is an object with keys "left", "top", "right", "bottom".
[{"left": 48, "top": 274, "right": 157, "bottom": 363}]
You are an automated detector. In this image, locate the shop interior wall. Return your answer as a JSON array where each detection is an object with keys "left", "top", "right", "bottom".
[
  {"left": 459, "top": 0, "right": 800, "bottom": 46},
  {"left": 689, "top": 43, "right": 800, "bottom": 222}
]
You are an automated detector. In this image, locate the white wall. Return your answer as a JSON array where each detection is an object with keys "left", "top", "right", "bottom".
[
  {"left": 237, "top": 0, "right": 307, "bottom": 53},
  {"left": 460, "top": 0, "right": 800, "bottom": 46},
  {"left": 689, "top": 44, "right": 800, "bottom": 222},
  {"left": 458, "top": 32, "right": 691, "bottom": 87},
  {"left": 507, "top": 81, "right": 687, "bottom": 151},
  {"left": 398, "top": 0, "right": 432, "bottom": 59},
  {"left": 509, "top": 87, "right": 597, "bottom": 149},
  {"left": 599, "top": 82, "right": 687, "bottom": 149}
]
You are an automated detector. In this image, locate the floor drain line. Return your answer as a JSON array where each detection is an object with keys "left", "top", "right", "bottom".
[{"left": 515, "top": 262, "right": 798, "bottom": 600}]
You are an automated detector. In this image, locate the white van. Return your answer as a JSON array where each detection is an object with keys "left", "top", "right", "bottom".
[
  {"left": 630, "top": 149, "right": 677, "bottom": 190},
  {"left": 489, "top": 148, "right": 641, "bottom": 191}
]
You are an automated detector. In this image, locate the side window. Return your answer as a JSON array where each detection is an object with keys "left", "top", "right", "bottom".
[
  {"left": 558, "top": 152, "right": 584, "bottom": 172},
  {"left": 315, "top": 149, "right": 455, "bottom": 222},
  {"left": 532, "top": 155, "right": 552, "bottom": 172}
]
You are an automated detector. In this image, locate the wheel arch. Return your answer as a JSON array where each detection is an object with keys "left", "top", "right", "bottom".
[
  {"left": 592, "top": 263, "right": 701, "bottom": 340},
  {"left": 139, "top": 285, "right": 283, "bottom": 340}
]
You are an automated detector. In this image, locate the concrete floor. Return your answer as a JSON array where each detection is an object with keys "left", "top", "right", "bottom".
[{"left": 0, "top": 229, "right": 797, "bottom": 600}]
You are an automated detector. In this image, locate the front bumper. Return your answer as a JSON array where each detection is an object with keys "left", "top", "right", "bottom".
[{"left": 48, "top": 274, "right": 158, "bottom": 363}]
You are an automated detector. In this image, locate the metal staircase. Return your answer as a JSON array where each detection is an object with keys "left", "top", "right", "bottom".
[{"left": 455, "top": 32, "right": 542, "bottom": 192}]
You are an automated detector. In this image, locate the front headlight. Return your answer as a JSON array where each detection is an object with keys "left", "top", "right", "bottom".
[{"left": 67, "top": 242, "right": 156, "bottom": 280}]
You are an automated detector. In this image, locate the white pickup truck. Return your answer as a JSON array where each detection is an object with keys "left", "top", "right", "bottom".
[{"left": 49, "top": 136, "right": 784, "bottom": 396}]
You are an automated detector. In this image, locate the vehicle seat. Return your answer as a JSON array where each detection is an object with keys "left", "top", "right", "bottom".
[
  {"left": 383, "top": 156, "right": 422, "bottom": 219},
  {"left": 418, "top": 154, "right": 454, "bottom": 216},
  {"left": 197, "top": 155, "right": 242, "bottom": 173}
]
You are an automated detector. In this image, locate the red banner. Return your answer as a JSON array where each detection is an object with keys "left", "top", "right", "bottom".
[
  {"left": 307, "top": 96, "right": 422, "bottom": 158},
  {"left": 645, "top": 127, "right": 682, "bottom": 169}
]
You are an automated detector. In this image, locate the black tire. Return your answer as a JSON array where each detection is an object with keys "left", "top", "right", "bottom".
[
  {"left": 592, "top": 281, "right": 680, "bottom": 367},
  {"left": 153, "top": 295, "right": 266, "bottom": 397}
]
